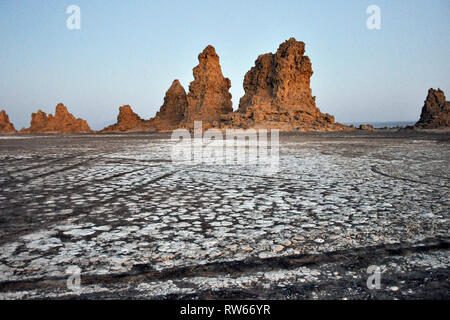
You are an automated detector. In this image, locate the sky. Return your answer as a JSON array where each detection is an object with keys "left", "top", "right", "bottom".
[{"left": 0, "top": 0, "right": 449, "bottom": 130}]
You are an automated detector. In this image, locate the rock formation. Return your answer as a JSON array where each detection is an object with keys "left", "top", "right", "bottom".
[
  {"left": 149, "top": 80, "right": 188, "bottom": 131},
  {"left": 0, "top": 110, "right": 17, "bottom": 133},
  {"left": 101, "top": 105, "right": 155, "bottom": 133},
  {"left": 359, "top": 124, "right": 374, "bottom": 131},
  {"left": 221, "top": 38, "right": 348, "bottom": 131},
  {"left": 21, "top": 104, "right": 91, "bottom": 133},
  {"left": 415, "top": 88, "right": 450, "bottom": 129},
  {"left": 13, "top": 39, "right": 356, "bottom": 134},
  {"left": 183, "top": 45, "right": 233, "bottom": 129}
]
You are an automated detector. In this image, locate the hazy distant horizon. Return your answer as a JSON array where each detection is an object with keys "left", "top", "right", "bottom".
[
  {"left": 343, "top": 120, "right": 417, "bottom": 129},
  {"left": 1, "top": 0, "right": 449, "bottom": 130}
]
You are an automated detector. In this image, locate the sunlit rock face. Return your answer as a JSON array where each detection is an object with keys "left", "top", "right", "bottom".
[
  {"left": 101, "top": 105, "right": 155, "bottom": 133},
  {"left": 415, "top": 88, "right": 450, "bottom": 129},
  {"left": 150, "top": 80, "right": 188, "bottom": 132},
  {"left": 0, "top": 110, "right": 17, "bottom": 133},
  {"left": 183, "top": 45, "right": 233, "bottom": 129},
  {"left": 21, "top": 104, "right": 91, "bottom": 133},
  {"left": 221, "top": 38, "right": 349, "bottom": 131}
]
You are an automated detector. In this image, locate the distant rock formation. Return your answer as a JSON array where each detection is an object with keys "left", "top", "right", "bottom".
[
  {"left": 183, "top": 45, "right": 233, "bottom": 129},
  {"left": 221, "top": 38, "right": 348, "bottom": 131},
  {"left": 415, "top": 88, "right": 450, "bottom": 129},
  {"left": 359, "top": 124, "right": 374, "bottom": 131},
  {"left": 101, "top": 105, "right": 155, "bottom": 133},
  {"left": 149, "top": 80, "right": 188, "bottom": 131},
  {"left": 0, "top": 110, "right": 17, "bottom": 133},
  {"left": 21, "top": 104, "right": 91, "bottom": 133}
]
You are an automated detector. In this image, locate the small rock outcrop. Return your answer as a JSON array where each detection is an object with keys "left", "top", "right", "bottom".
[
  {"left": 221, "top": 38, "right": 348, "bottom": 131},
  {"left": 183, "top": 45, "right": 233, "bottom": 129},
  {"left": 101, "top": 105, "right": 155, "bottom": 133},
  {"left": 0, "top": 110, "right": 17, "bottom": 133},
  {"left": 415, "top": 88, "right": 450, "bottom": 129},
  {"left": 21, "top": 104, "right": 91, "bottom": 133},
  {"left": 150, "top": 80, "right": 188, "bottom": 131},
  {"left": 359, "top": 124, "right": 374, "bottom": 131}
]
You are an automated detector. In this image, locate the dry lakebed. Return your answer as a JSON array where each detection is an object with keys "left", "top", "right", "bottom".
[{"left": 0, "top": 131, "right": 448, "bottom": 299}]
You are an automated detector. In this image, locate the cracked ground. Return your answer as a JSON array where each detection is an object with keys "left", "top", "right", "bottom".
[{"left": 0, "top": 131, "right": 448, "bottom": 299}]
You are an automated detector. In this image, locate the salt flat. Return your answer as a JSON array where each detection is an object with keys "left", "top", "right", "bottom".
[{"left": 0, "top": 131, "right": 448, "bottom": 299}]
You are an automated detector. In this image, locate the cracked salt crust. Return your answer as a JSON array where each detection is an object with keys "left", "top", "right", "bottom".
[{"left": 0, "top": 133, "right": 448, "bottom": 298}]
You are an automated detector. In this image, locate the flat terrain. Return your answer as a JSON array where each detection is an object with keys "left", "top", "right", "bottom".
[{"left": 0, "top": 131, "right": 448, "bottom": 299}]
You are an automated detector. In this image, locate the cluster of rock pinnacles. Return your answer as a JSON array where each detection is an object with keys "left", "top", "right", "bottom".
[{"left": 1, "top": 38, "right": 448, "bottom": 133}]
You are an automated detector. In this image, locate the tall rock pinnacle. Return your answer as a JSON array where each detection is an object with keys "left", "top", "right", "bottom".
[
  {"left": 150, "top": 80, "right": 188, "bottom": 131},
  {"left": 184, "top": 45, "right": 233, "bottom": 128},
  {"left": 0, "top": 110, "right": 17, "bottom": 133},
  {"left": 224, "top": 37, "right": 347, "bottom": 131},
  {"left": 239, "top": 38, "right": 316, "bottom": 116},
  {"left": 415, "top": 88, "right": 450, "bottom": 129}
]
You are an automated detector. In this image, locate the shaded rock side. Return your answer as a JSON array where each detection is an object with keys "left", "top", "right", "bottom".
[
  {"left": 415, "top": 88, "right": 450, "bottom": 129},
  {"left": 101, "top": 105, "right": 155, "bottom": 133},
  {"left": 183, "top": 45, "right": 233, "bottom": 129},
  {"left": 0, "top": 110, "right": 17, "bottom": 133},
  {"left": 221, "top": 38, "right": 349, "bottom": 131},
  {"left": 21, "top": 104, "right": 91, "bottom": 133},
  {"left": 149, "top": 80, "right": 188, "bottom": 131}
]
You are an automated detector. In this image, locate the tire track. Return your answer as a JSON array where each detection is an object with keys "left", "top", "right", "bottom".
[
  {"left": 190, "top": 169, "right": 293, "bottom": 182},
  {"left": 370, "top": 165, "right": 449, "bottom": 188},
  {"left": 4, "top": 153, "right": 87, "bottom": 176},
  {"left": 0, "top": 237, "right": 447, "bottom": 293},
  {"left": 0, "top": 162, "right": 174, "bottom": 214},
  {"left": 0, "top": 157, "right": 96, "bottom": 188},
  {"left": 0, "top": 166, "right": 176, "bottom": 243},
  {"left": 0, "top": 154, "right": 86, "bottom": 187},
  {"left": 94, "top": 167, "right": 148, "bottom": 183}
]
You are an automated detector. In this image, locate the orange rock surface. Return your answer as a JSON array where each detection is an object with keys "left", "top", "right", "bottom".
[
  {"left": 101, "top": 105, "right": 155, "bottom": 133},
  {"left": 21, "top": 104, "right": 91, "bottom": 133},
  {"left": 150, "top": 80, "right": 188, "bottom": 131},
  {"left": 0, "top": 110, "right": 17, "bottom": 133},
  {"left": 183, "top": 45, "right": 233, "bottom": 129},
  {"left": 220, "top": 38, "right": 350, "bottom": 131},
  {"left": 415, "top": 88, "right": 450, "bottom": 129}
]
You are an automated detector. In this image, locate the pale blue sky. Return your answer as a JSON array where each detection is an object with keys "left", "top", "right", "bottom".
[{"left": 0, "top": 0, "right": 449, "bottom": 129}]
